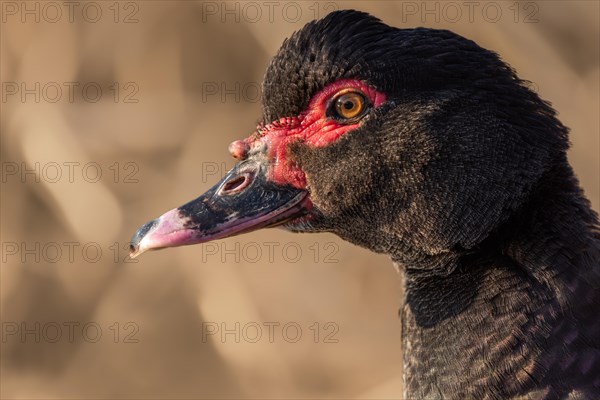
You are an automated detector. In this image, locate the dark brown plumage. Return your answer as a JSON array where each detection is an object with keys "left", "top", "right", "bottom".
[{"left": 131, "top": 11, "right": 600, "bottom": 399}]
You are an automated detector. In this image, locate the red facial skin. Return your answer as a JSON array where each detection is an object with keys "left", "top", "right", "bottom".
[
  {"left": 129, "top": 81, "right": 388, "bottom": 258},
  {"left": 229, "top": 79, "right": 387, "bottom": 189}
]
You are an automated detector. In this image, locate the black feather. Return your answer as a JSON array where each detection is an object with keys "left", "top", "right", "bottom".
[{"left": 266, "top": 10, "right": 600, "bottom": 399}]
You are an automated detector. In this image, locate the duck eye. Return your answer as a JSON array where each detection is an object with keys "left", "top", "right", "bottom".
[{"left": 332, "top": 91, "right": 367, "bottom": 121}]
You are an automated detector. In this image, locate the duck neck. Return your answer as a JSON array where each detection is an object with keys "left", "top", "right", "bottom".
[{"left": 396, "top": 161, "right": 600, "bottom": 399}]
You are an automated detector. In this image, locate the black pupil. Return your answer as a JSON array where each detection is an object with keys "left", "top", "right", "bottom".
[{"left": 343, "top": 100, "right": 355, "bottom": 110}]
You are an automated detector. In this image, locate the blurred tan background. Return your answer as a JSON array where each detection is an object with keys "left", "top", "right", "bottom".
[{"left": 1, "top": 1, "right": 598, "bottom": 399}]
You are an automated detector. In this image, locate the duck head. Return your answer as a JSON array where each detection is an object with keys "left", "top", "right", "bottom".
[{"left": 130, "top": 10, "right": 566, "bottom": 266}]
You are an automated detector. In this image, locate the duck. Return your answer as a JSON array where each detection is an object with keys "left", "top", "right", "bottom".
[{"left": 130, "top": 10, "right": 600, "bottom": 399}]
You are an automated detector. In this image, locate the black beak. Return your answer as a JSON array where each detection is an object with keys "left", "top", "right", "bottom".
[{"left": 129, "top": 159, "right": 309, "bottom": 258}]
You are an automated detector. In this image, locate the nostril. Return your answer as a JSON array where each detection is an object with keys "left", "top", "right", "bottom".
[
  {"left": 224, "top": 176, "right": 246, "bottom": 191},
  {"left": 219, "top": 173, "right": 253, "bottom": 195}
]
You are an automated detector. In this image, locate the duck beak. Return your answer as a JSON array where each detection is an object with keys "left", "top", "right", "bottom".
[{"left": 129, "top": 159, "right": 309, "bottom": 258}]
